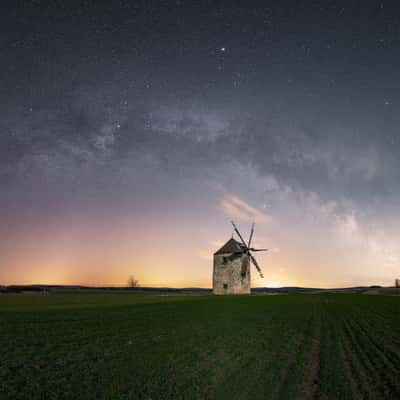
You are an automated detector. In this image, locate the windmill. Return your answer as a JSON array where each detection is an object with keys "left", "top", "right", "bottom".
[{"left": 212, "top": 221, "right": 268, "bottom": 295}]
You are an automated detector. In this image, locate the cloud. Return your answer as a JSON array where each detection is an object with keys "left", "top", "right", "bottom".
[{"left": 221, "top": 195, "right": 271, "bottom": 223}]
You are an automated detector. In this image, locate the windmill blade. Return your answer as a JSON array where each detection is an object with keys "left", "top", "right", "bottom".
[
  {"left": 231, "top": 221, "right": 248, "bottom": 248},
  {"left": 250, "top": 254, "right": 264, "bottom": 278},
  {"left": 247, "top": 222, "right": 255, "bottom": 248},
  {"left": 241, "top": 255, "right": 249, "bottom": 277},
  {"left": 249, "top": 248, "right": 269, "bottom": 252}
]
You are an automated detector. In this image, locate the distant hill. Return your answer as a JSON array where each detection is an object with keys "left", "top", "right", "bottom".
[
  {"left": 2, "top": 284, "right": 399, "bottom": 295},
  {"left": 253, "top": 285, "right": 387, "bottom": 294},
  {"left": 362, "top": 287, "right": 400, "bottom": 295}
]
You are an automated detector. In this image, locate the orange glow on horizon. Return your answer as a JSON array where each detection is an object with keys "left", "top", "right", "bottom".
[{"left": 0, "top": 194, "right": 398, "bottom": 289}]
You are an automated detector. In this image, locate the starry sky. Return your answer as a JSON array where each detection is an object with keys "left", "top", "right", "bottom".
[{"left": 1, "top": 0, "right": 400, "bottom": 287}]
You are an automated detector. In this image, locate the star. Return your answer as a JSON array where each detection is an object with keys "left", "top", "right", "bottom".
[{"left": 220, "top": 47, "right": 226, "bottom": 52}]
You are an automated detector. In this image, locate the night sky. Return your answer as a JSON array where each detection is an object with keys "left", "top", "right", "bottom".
[{"left": 1, "top": 1, "right": 400, "bottom": 287}]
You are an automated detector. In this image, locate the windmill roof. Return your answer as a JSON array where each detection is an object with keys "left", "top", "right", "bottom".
[{"left": 214, "top": 238, "right": 245, "bottom": 255}]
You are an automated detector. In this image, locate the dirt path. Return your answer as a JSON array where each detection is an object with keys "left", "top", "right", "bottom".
[{"left": 304, "top": 319, "right": 321, "bottom": 400}]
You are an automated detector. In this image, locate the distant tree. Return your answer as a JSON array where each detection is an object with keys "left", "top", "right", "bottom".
[
  {"left": 128, "top": 275, "right": 139, "bottom": 288},
  {"left": 395, "top": 279, "right": 400, "bottom": 288}
]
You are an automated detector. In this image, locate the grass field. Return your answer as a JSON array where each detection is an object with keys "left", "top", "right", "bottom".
[{"left": 0, "top": 293, "right": 399, "bottom": 399}]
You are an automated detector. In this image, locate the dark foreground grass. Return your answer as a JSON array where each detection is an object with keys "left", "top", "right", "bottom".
[{"left": 0, "top": 293, "right": 399, "bottom": 399}]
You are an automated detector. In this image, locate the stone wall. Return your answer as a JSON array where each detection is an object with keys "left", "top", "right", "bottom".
[{"left": 213, "top": 253, "right": 251, "bottom": 295}]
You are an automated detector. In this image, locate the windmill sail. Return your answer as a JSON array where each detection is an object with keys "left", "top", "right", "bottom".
[
  {"left": 231, "top": 221, "right": 266, "bottom": 279},
  {"left": 241, "top": 255, "right": 250, "bottom": 277},
  {"left": 248, "top": 223, "right": 255, "bottom": 247}
]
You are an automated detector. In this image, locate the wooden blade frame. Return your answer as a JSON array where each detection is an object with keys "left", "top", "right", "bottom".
[
  {"left": 231, "top": 221, "right": 265, "bottom": 279},
  {"left": 249, "top": 248, "right": 268, "bottom": 252},
  {"left": 241, "top": 255, "right": 250, "bottom": 277},
  {"left": 248, "top": 223, "right": 255, "bottom": 248},
  {"left": 250, "top": 254, "right": 264, "bottom": 278},
  {"left": 231, "top": 221, "right": 248, "bottom": 248}
]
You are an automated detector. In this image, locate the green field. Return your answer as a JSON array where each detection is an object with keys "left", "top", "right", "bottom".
[{"left": 0, "top": 293, "right": 399, "bottom": 399}]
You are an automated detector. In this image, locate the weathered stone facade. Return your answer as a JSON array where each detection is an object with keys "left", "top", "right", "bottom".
[{"left": 213, "top": 238, "right": 251, "bottom": 295}]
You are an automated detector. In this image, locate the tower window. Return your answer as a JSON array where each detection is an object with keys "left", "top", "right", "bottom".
[
  {"left": 222, "top": 256, "right": 228, "bottom": 264},
  {"left": 223, "top": 283, "right": 228, "bottom": 289}
]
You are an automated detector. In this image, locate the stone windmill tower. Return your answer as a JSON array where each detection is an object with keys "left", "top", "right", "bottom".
[{"left": 213, "top": 221, "right": 267, "bottom": 295}]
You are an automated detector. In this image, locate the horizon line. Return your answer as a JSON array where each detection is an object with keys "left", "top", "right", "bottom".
[{"left": 1, "top": 283, "right": 390, "bottom": 290}]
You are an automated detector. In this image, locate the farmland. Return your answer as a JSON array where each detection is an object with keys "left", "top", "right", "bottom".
[{"left": 0, "top": 293, "right": 399, "bottom": 399}]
